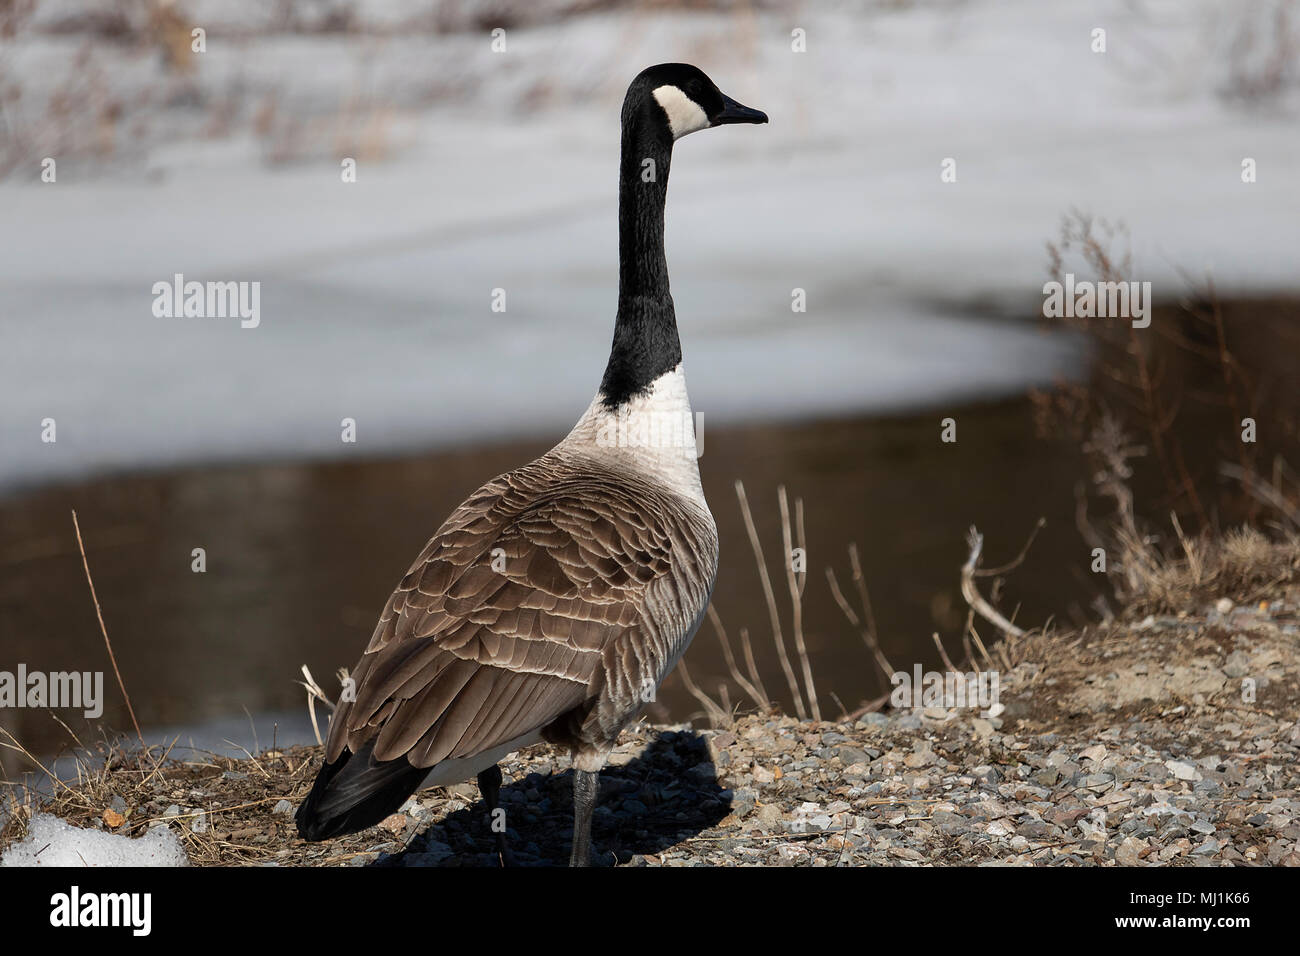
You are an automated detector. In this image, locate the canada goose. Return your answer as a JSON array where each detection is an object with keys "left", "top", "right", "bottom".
[{"left": 296, "top": 63, "right": 767, "bottom": 866}]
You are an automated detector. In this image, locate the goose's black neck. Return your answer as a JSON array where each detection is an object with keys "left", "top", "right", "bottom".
[{"left": 598, "top": 106, "right": 681, "bottom": 408}]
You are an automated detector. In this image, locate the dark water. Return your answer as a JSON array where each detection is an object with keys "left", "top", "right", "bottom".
[{"left": 0, "top": 395, "right": 1093, "bottom": 762}]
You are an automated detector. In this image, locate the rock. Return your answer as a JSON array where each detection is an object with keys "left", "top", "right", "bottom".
[
  {"left": 730, "top": 788, "right": 758, "bottom": 817},
  {"left": 754, "top": 804, "right": 784, "bottom": 830},
  {"left": 272, "top": 799, "right": 294, "bottom": 816},
  {"left": 1112, "top": 837, "right": 1144, "bottom": 868},
  {"left": 904, "top": 745, "right": 935, "bottom": 768},
  {"left": 837, "top": 746, "right": 871, "bottom": 766},
  {"left": 1081, "top": 773, "right": 1115, "bottom": 792},
  {"left": 1016, "top": 821, "right": 1058, "bottom": 841},
  {"left": 1223, "top": 651, "right": 1251, "bottom": 679},
  {"left": 775, "top": 844, "right": 809, "bottom": 865},
  {"left": 685, "top": 763, "right": 716, "bottom": 784},
  {"left": 807, "top": 815, "right": 833, "bottom": 832},
  {"left": 1165, "top": 760, "right": 1202, "bottom": 782},
  {"left": 1047, "top": 806, "right": 1091, "bottom": 827}
]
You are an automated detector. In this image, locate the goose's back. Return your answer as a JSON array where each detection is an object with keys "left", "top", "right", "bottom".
[{"left": 324, "top": 452, "right": 718, "bottom": 768}]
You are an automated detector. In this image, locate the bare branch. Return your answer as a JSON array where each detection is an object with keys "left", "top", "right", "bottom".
[{"left": 960, "top": 526, "right": 1026, "bottom": 638}]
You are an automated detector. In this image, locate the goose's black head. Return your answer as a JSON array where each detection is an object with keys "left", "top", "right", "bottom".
[{"left": 623, "top": 63, "right": 768, "bottom": 143}]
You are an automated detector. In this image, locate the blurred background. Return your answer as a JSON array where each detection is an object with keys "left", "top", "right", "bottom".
[{"left": 1, "top": 0, "right": 1298, "bottom": 764}]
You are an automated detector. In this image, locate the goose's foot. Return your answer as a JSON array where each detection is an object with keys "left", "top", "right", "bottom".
[
  {"left": 477, "top": 764, "right": 516, "bottom": 867},
  {"left": 570, "top": 768, "right": 600, "bottom": 867}
]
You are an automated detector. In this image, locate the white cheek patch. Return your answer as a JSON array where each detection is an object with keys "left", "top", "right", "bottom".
[{"left": 652, "top": 85, "right": 710, "bottom": 139}]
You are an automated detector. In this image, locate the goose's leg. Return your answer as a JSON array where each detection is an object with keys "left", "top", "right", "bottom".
[
  {"left": 570, "top": 768, "right": 600, "bottom": 867},
  {"left": 477, "top": 764, "right": 515, "bottom": 867}
]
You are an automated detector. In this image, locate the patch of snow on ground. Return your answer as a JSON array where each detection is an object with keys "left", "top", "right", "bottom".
[{"left": 1, "top": 813, "right": 190, "bottom": 867}]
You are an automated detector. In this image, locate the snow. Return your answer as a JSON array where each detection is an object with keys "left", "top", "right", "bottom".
[
  {"left": 1, "top": 813, "right": 190, "bottom": 867},
  {"left": 1, "top": 0, "right": 1296, "bottom": 492}
]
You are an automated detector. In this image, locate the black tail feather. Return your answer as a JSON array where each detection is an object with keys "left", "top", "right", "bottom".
[{"left": 295, "top": 744, "right": 429, "bottom": 842}]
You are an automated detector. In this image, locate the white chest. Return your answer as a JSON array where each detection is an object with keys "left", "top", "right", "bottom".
[{"left": 559, "top": 365, "right": 706, "bottom": 503}]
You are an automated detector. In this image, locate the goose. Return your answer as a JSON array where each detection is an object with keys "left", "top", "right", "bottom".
[{"left": 295, "top": 63, "right": 767, "bottom": 866}]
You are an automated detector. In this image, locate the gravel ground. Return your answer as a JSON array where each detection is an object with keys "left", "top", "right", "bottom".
[
  {"left": 5, "top": 585, "right": 1297, "bottom": 867},
  {"left": 294, "top": 591, "right": 1299, "bottom": 867}
]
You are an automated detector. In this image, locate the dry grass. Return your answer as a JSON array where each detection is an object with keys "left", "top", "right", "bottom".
[
  {"left": 1076, "top": 412, "right": 1300, "bottom": 616},
  {"left": 1122, "top": 524, "right": 1300, "bottom": 619},
  {"left": 685, "top": 478, "right": 846, "bottom": 727},
  {"left": 0, "top": 729, "right": 319, "bottom": 865},
  {"left": 1035, "top": 211, "right": 1300, "bottom": 536},
  {"left": 692, "top": 481, "right": 1054, "bottom": 726}
]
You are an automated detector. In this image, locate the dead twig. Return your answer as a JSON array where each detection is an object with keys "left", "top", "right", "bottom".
[
  {"left": 71, "top": 510, "right": 143, "bottom": 747},
  {"left": 960, "top": 527, "right": 1026, "bottom": 639},
  {"left": 297, "top": 665, "right": 335, "bottom": 747},
  {"left": 778, "top": 485, "right": 819, "bottom": 721},
  {"left": 973, "top": 518, "right": 1046, "bottom": 577},
  {"left": 931, "top": 632, "right": 958, "bottom": 673},
  {"left": 826, "top": 566, "right": 893, "bottom": 680},
  {"left": 735, "top": 480, "right": 807, "bottom": 719},
  {"left": 676, "top": 658, "right": 729, "bottom": 728},
  {"left": 705, "top": 605, "right": 770, "bottom": 712}
]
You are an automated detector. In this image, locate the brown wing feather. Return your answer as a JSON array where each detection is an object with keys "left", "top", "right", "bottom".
[{"left": 324, "top": 456, "right": 711, "bottom": 768}]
